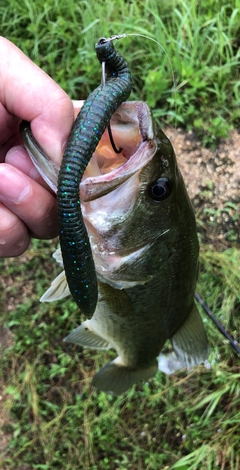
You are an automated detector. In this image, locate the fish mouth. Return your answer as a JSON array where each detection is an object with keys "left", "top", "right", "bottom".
[{"left": 80, "top": 101, "right": 157, "bottom": 202}]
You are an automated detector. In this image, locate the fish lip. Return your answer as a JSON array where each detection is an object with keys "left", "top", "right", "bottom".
[{"left": 80, "top": 101, "right": 157, "bottom": 201}]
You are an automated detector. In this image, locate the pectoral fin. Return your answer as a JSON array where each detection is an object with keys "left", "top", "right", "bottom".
[
  {"left": 171, "top": 304, "right": 209, "bottom": 369},
  {"left": 63, "top": 320, "right": 111, "bottom": 350},
  {"left": 52, "top": 247, "right": 63, "bottom": 266},
  {"left": 40, "top": 270, "right": 70, "bottom": 302},
  {"left": 92, "top": 358, "right": 158, "bottom": 395},
  {"left": 21, "top": 121, "right": 59, "bottom": 193}
]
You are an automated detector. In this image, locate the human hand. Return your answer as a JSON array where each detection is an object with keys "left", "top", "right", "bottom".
[{"left": 0, "top": 36, "right": 76, "bottom": 257}]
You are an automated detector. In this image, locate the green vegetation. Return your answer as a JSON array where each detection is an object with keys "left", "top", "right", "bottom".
[
  {"left": 0, "top": 0, "right": 239, "bottom": 469},
  {"left": 1, "top": 0, "right": 240, "bottom": 145},
  {"left": 0, "top": 242, "right": 239, "bottom": 469}
]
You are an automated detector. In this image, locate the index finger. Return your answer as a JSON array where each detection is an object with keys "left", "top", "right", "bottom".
[{"left": 0, "top": 36, "right": 74, "bottom": 164}]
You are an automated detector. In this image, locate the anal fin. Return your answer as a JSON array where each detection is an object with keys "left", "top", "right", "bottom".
[
  {"left": 63, "top": 320, "right": 111, "bottom": 350},
  {"left": 171, "top": 304, "right": 209, "bottom": 369}
]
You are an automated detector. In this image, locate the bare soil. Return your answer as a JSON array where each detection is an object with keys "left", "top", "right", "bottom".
[{"left": 165, "top": 127, "right": 240, "bottom": 247}]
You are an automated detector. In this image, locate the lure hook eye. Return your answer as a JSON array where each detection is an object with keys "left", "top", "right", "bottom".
[
  {"left": 148, "top": 177, "right": 171, "bottom": 201},
  {"left": 98, "top": 37, "right": 108, "bottom": 45}
]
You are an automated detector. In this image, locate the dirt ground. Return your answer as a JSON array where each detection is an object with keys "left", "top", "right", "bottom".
[{"left": 165, "top": 127, "right": 240, "bottom": 247}]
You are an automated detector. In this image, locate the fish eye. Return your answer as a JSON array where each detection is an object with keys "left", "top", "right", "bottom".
[{"left": 148, "top": 177, "right": 171, "bottom": 201}]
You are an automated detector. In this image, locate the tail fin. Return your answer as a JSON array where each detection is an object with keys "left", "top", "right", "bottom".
[{"left": 92, "top": 358, "right": 158, "bottom": 395}]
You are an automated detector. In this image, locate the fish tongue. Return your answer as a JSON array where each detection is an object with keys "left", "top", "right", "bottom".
[
  {"left": 84, "top": 147, "right": 127, "bottom": 178},
  {"left": 97, "top": 145, "right": 127, "bottom": 173}
]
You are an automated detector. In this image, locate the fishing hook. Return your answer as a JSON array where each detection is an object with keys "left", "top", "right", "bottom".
[{"left": 101, "top": 54, "right": 123, "bottom": 155}]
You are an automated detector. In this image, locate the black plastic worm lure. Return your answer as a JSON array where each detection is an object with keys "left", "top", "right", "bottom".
[{"left": 57, "top": 37, "right": 132, "bottom": 316}]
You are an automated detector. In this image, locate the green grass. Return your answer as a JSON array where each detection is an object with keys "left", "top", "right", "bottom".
[
  {"left": 0, "top": 0, "right": 240, "bottom": 468},
  {"left": 0, "top": 243, "right": 239, "bottom": 469},
  {"left": 1, "top": 0, "right": 240, "bottom": 146}
]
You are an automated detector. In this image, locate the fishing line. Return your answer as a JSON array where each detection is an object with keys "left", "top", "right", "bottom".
[
  {"left": 195, "top": 292, "right": 240, "bottom": 356},
  {"left": 101, "top": 33, "right": 177, "bottom": 129},
  {"left": 102, "top": 34, "right": 238, "bottom": 357},
  {"left": 122, "top": 33, "right": 239, "bottom": 357},
  {"left": 116, "top": 32, "right": 177, "bottom": 128},
  {"left": 100, "top": 32, "right": 177, "bottom": 153}
]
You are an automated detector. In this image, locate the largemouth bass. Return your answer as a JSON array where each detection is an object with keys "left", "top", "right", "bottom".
[{"left": 21, "top": 100, "right": 209, "bottom": 395}]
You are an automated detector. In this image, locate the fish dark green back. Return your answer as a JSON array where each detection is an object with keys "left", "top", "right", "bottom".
[{"left": 57, "top": 38, "right": 132, "bottom": 316}]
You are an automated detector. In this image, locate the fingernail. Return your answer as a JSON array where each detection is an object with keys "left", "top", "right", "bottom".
[
  {"left": 6, "top": 146, "right": 28, "bottom": 162},
  {"left": 6, "top": 146, "right": 41, "bottom": 181},
  {"left": 0, "top": 167, "right": 30, "bottom": 203}
]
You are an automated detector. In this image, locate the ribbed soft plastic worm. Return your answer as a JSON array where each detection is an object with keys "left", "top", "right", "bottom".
[{"left": 57, "top": 38, "right": 132, "bottom": 316}]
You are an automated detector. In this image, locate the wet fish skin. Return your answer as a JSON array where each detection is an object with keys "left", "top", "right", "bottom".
[{"left": 22, "top": 101, "right": 209, "bottom": 395}]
